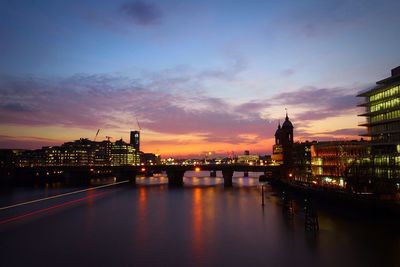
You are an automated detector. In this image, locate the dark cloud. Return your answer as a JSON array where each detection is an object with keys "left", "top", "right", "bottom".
[
  {"left": 121, "top": 1, "right": 163, "bottom": 26},
  {"left": 318, "top": 128, "right": 362, "bottom": 136},
  {"left": 0, "top": 102, "right": 35, "bottom": 112},
  {"left": 0, "top": 134, "right": 62, "bottom": 149},
  {"left": 273, "top": 0, "right": 377, "bottom": 38}
]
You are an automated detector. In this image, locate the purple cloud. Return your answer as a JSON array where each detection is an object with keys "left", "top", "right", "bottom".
[
  {"left": 0, "top": 135, "right": 62, "bottom": 149},
  {"left": 281, "top": 69, "right": 295, "bottom": 77},
  {"left": 234, "top": 101, "right": 270, "bottom": 114},
  {"left": 0, "top": 70, "right": 364, "bottom": 151},
  {"left": 0, "top": 74, "right": 275, "bottom": 148},
  {"left": 270, "top": 86, "right": 360, "bottom": 121},
  {"left": 121, "top": 1, "right": 163, "bottom": 26},
  {"left": 0, "top": 102, "right": 35, "bottom": 112},
  {"left": 318, "top": 128, "right": 362, "bottom": 136}
]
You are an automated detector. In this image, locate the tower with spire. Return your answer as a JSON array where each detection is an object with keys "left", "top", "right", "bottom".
[{"left": 272, "top": 111, "right": 294, "bottom": 175}]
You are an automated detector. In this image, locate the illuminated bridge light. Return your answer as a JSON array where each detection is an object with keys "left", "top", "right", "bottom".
[
  {"left": 141, "top": 167, "right": 146, "bottom": 172},
  {"left": 195, "top": 167, "right": 201, "bottom": 172}
]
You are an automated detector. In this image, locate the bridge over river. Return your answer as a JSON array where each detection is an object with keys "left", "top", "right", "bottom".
[{"left": 5, "top": 164, "right": 283, "bottom": 186}]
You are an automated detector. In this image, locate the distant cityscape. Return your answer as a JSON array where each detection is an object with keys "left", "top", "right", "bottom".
[{"left": 1, "top": 66, "right": 400, "bottom": 197}]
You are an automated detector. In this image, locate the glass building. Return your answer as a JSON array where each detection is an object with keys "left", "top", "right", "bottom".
[
  {"left": 358, "top": 66, "right": 400, "bottom": 152},
  {"left": 130, "top": 131, "right": 140, "bottom": 152},
  {"left": 16, "top": 138, "right": 141, "bottom": 167},
  {"left": 357, "top": 66, "right": 400, "bottom": 192}
]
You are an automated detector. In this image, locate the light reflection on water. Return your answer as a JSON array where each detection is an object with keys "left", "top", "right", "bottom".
[
  {"left": 136, "top": 171, "right": 261, "bottom": 186},
  {"left": 1, "top": 172, "right": 400, "bottom": 267}
]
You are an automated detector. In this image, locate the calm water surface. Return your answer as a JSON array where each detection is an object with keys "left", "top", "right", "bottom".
[{"left": 1, "top": 171, "right": 399, "bottom": 267}]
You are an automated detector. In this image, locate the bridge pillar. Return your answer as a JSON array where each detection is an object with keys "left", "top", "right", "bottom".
[
  {"left": 145, "top": 170, "right": 154, "bottom": 177},
  {"left": 210, "top": 170, "right": 217, "bottom": 177},
  {"left": 114, "top": 168, "right": 136, "bottom": 185},
  {"left": 166, "top": 170, "right": 185, "bottom": 186},
  {"left": 244, "top": 171, "right": 249, "bottom": 177},
  {"left": 222, "top": 169, "right": 234, "bottom": 187}
]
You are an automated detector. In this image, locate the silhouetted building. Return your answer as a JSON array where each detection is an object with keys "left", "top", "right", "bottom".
[
  {"left": 272, "top": 113, "right": 294, "bottom": 174},
  {"left": 93, "top": 140, "right": 113, "bottom": 166},
  {"left": 311, "top": 140, "right": 369, "bottom": 188},
  {"left": 292, "top": 141, "right": 313, "bottom": 182},
  {"left": 140, "top": 153, "right": 161, "bottom": 165},
  {"left": 0, "top": 149, "right": 25, "bottom": 168},
  {"left": 19, "top": 149, "right": 44, "bottom": 167},
  {"left": 130, "top": 131, "right": 140, "bottom": 151}
]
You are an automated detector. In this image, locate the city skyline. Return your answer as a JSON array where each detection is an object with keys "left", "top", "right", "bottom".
[{"left": 1, "top": 0, "right": 400, "bottom": 157}]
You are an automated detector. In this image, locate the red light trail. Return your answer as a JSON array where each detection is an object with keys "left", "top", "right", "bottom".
[
  {"left": 0, "top": 191, "right": 109, "bottom": 225},
  {"left": 0, "top": 180, "right": 130, "bottom": 225}
]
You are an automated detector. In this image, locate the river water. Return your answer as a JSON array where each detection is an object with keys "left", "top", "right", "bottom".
[{"left": 0, "top": 171, "right": 399, "bottom": 267}]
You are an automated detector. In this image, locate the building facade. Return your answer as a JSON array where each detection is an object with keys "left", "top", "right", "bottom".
[
  {"left": 311, "top": 141, "right": 369, "bottom": 188},
  {"left": 357, "top": 66, "right": 400, "bottom": 193},
  {"left": 130, "top": 131, "right": 140, "bottom": 152},
  {"left": 272, "top": 113, "right": 294, "bottom": 176},
  {"left": 16, "top": 138, "right": 141, "bottom": 167},
  {"left": 292, "top": 141, "right": 313, "bottom": 182},
  {"left": 111, "top": 139, "right": 140, "bottom": 166}
]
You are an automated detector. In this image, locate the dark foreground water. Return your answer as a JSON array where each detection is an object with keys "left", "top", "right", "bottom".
[{"left": 1, "top": 171, "right": 400, "bottom": 267}]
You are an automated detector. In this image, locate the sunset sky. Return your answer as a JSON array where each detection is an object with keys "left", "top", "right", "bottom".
[{"left": 1, "top": 0, "right": 400, "bottom": 157}]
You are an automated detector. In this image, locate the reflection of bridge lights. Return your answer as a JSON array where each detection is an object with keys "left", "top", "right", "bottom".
[{"left": 195, "top": 167, "right": 201, "bottom": 172}]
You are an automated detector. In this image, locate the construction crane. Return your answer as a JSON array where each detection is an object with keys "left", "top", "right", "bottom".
[
  {"left": 94, "top": 129, "right": 100, "bottom": 141},
  {"left": 136, "top": 117, "right": 142, "bottom": 131}
]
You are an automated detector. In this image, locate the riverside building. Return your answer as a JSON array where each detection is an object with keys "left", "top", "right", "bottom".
[
  {"left": 357, "top": 66, "right": 400, "bottom": 192},
  {"left": 16, "top": 137, "right": 141, "bottom": 167}
]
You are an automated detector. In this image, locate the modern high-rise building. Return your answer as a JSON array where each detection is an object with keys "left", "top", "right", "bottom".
[
  {"left": 358, "top": 66, "right": 400, "bottom": 154},
  {"left": 111, "top": 138, "right": 140, "bottom": 166},
  {"left": 130, "top": 131, "right": 140, "bottom": 152},
  {"left": 357, "top": 66, "right": 400, "bottom": 192}
]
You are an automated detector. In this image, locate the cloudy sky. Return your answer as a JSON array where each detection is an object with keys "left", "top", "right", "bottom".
[{"left": 1, "top": 0, "right": 399, "bottom": 157}]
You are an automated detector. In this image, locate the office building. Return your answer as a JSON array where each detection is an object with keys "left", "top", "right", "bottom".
[
  {"left": 130, "top": 131, "right": 140, "bottom": 152},
  {"left": 311, "top": 140, "right": 369, "bottom": 188},
  {"left": 357, "top": 66, "right": 400, "bottom": 192}
]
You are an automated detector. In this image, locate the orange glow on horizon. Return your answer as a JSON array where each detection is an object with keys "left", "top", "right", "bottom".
[{"left": 0, "top": 110, "right": 362, "bottom": 158}]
